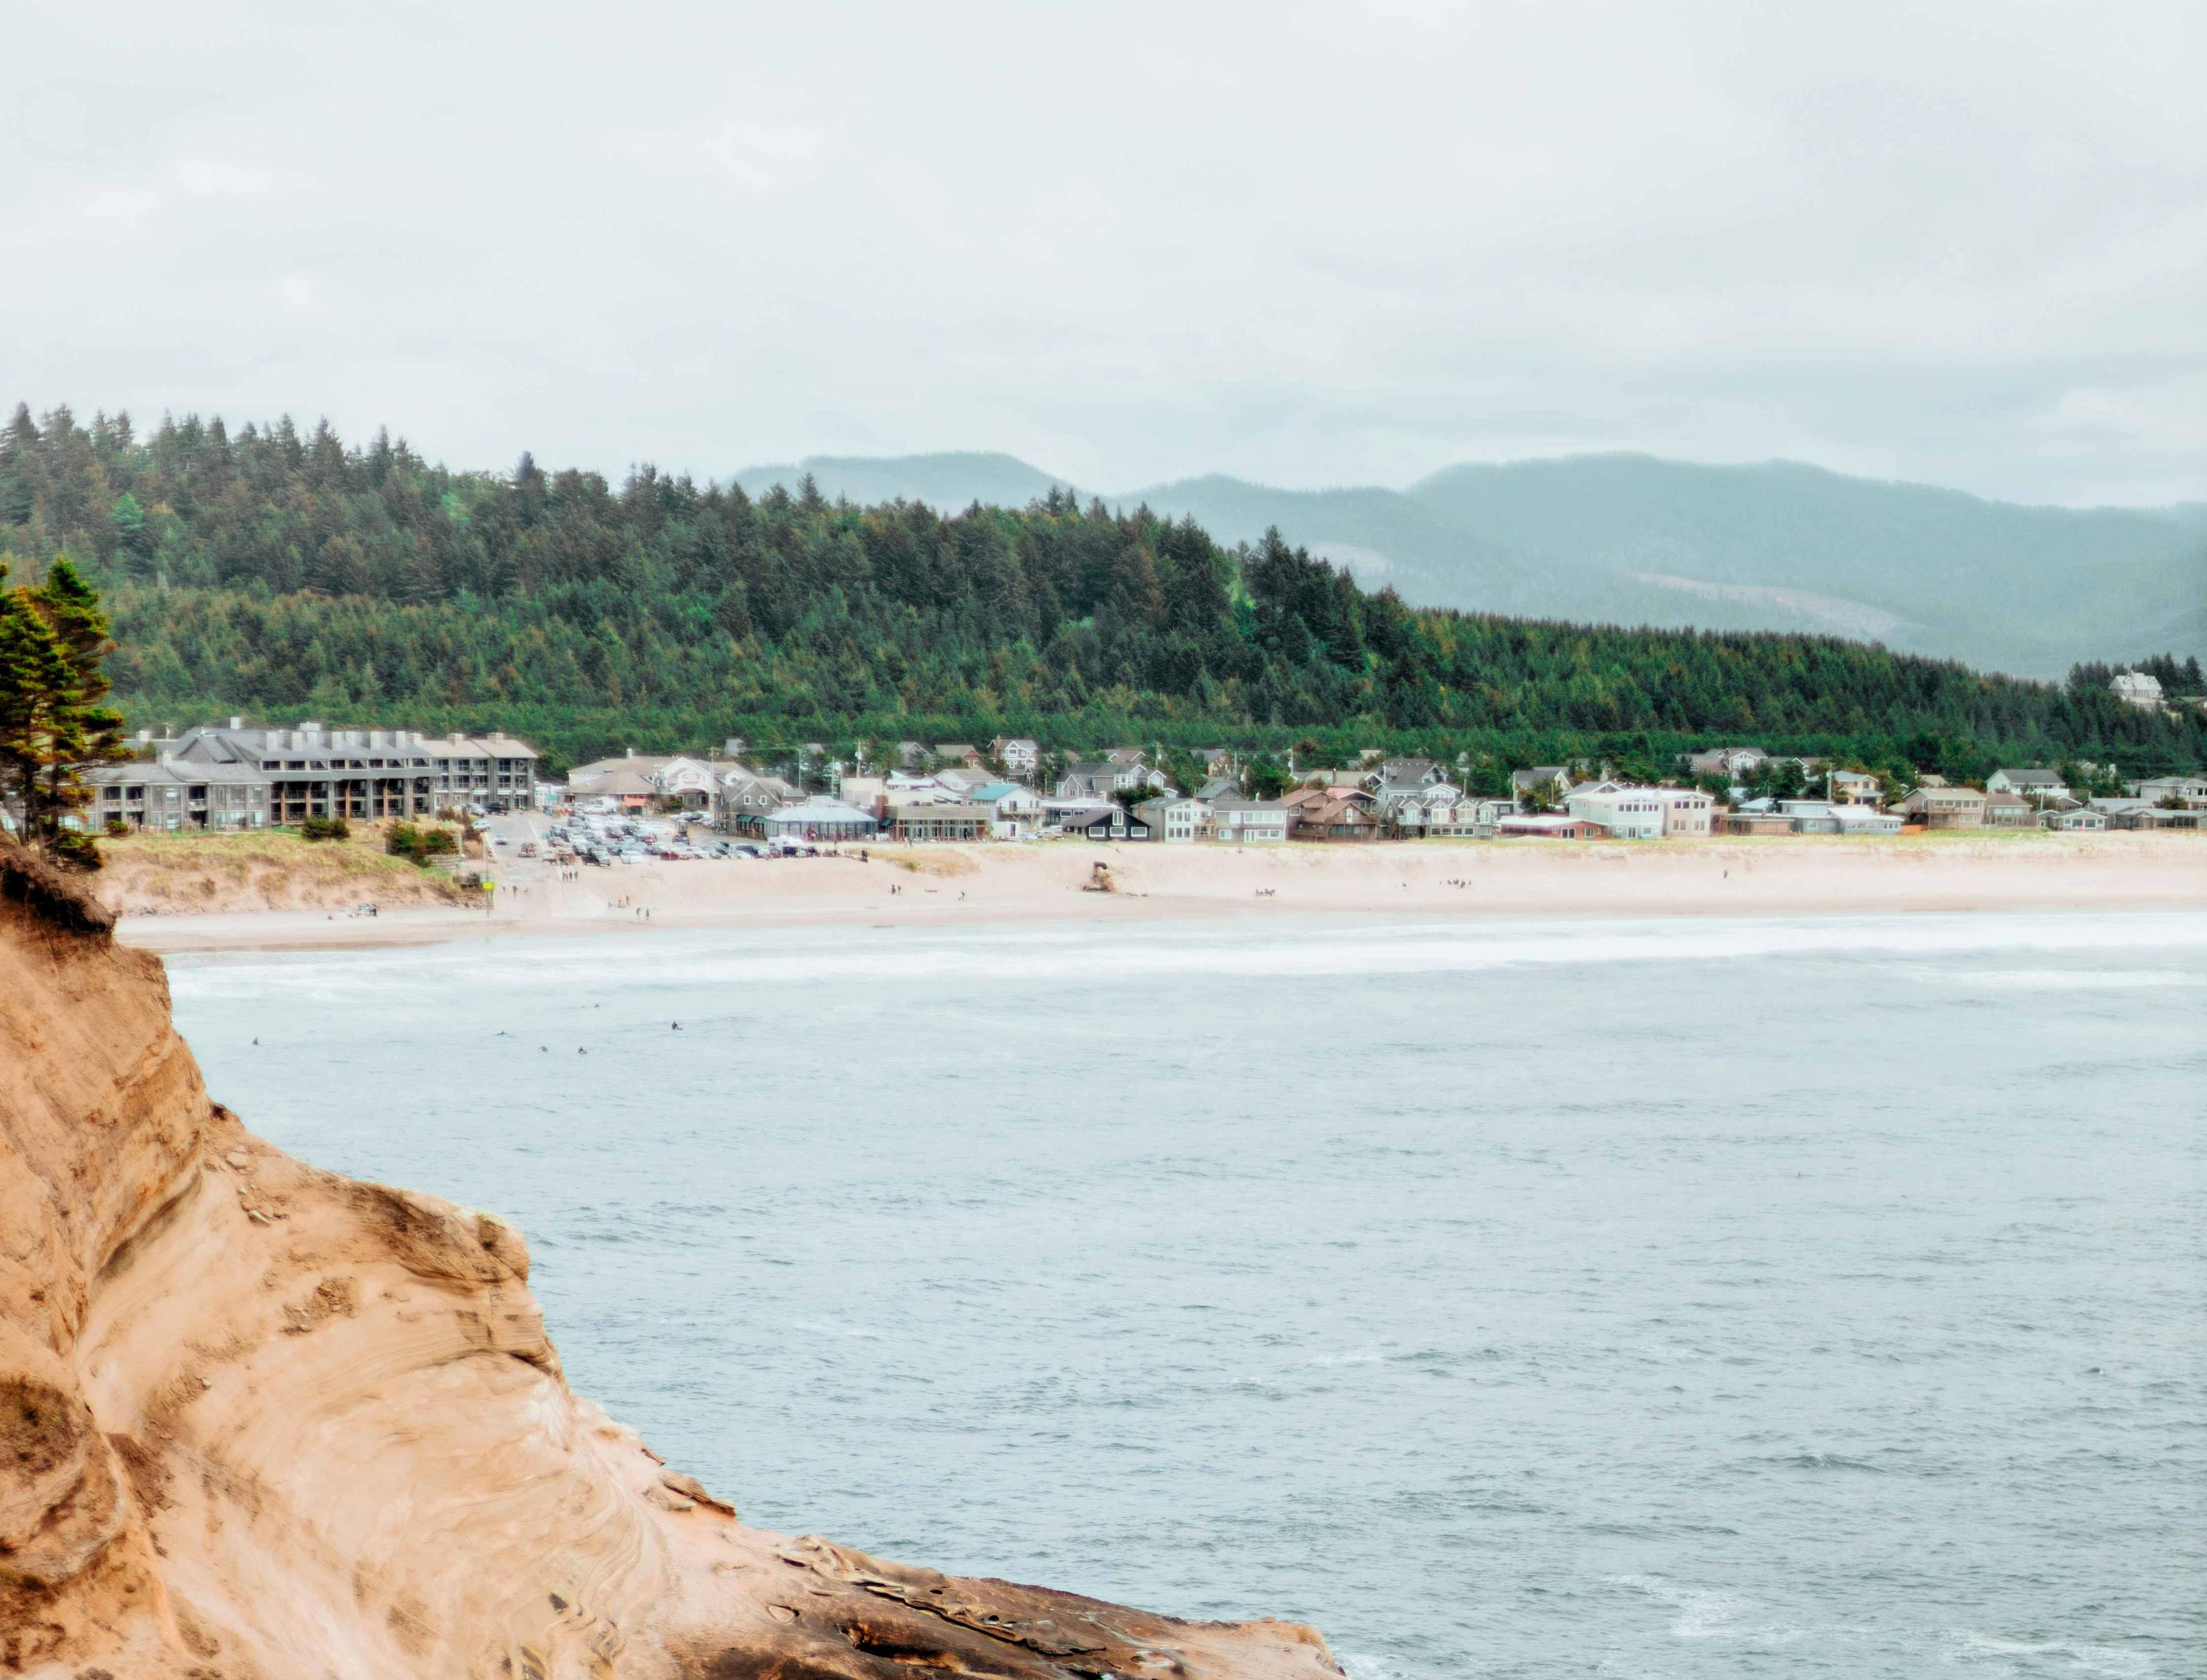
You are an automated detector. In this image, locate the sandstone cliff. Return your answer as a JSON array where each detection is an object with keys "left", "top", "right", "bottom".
[{"left": 0, "top": 849, "right": 1337, "bottom": 1680}]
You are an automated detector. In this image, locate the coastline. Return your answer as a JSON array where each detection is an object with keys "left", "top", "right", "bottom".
[{"left": 114, "top": 831, "right": 2207, "bottom": 954}]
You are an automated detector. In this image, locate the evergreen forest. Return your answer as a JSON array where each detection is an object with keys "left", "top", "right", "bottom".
[{"left": 2, "top": 403, "right": 2201, "bottom": 783}]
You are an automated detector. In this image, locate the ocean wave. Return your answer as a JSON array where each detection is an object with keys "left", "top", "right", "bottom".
[
  {"left": 167, "top": 910, "right": 2207, "bottom": 1003},
  {"left": 1955, "top": 1630, "right": 2156, "bottom": 1675}
]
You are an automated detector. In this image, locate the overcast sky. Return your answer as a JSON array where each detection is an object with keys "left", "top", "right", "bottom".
[{"left": 6, "top": 1, "right": 2202, "bottom": 505}]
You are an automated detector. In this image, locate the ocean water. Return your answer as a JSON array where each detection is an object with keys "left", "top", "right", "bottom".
[{"left": 164, "top": 913, "right": 2207, "bottom": 1679}]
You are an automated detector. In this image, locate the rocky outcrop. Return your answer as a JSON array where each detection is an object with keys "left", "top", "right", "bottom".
[{"left": 0, "top": 847, "right": 1337, "bottom": 1680}]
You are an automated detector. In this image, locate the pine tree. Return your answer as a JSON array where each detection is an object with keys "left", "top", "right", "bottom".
[
  {"left": 2, "top": 560, "right": 129, "bottom": 865},
  {"left": 0, "top": 581, "right": 75, "bottom": 852}
]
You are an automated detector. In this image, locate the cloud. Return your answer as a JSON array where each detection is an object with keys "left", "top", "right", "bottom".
[{"left": 0, "top": 0, "right": 2200, "bottom": 506}]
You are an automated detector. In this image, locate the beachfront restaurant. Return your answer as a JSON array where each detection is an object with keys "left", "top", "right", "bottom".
[{"left": 759, "top": 799, "right": 878, "bottom": 843}]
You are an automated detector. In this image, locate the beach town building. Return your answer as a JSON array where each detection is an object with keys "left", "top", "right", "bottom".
[
  {"left": 2040, "top": 806, "right": 2107, "bottom": 832},
  {"left": 1055, "top": 759, "right": 1169, "bottom": 799},
  {"left": 1653, "top": 788, "right": 1714, "bottom": 836},
  {"left": 1898, "top": 785, "right": 1988, "bottom": 828},
  {"left": 1566, "top": 786, "right": 1666, "bottom": 839},
  {"left": 1778, "top": 799, "right": 1843, "bottom": 835},
  {"left": 1714, "top": 809, "right": 1792, "bottom": 836},
  {"left": 970, "top": 782, "right": 1043, "bottom": 838},
  {"left": 567, "top": 759, "right": 658, "bottom": 810},
  {"left": 88, "top": 720, "right": 541, "bottom": 830},
  {"left": 1041, "top": 795, "right": 1112, "bottom": 831},
  {"left": 1826, "top": 770, "right": 1882, "bottom": 806},
  {"left": 385, "top": 732, "right": 538, "bottom": 810},
  {"left": 1981, "top": 791, "right": 2035, "bottom": 828},
  {"left": 1367, "top": 758, "right": 1448, "bottom": 795},
  {"left": 1686, "top": 745, "right": 1768, "bottom": 778},
  {"left": 1511, "top": 766, "right": 1577, "bottom": 804},
  {"left": 1830, "top": 806, "right": 1904, "bottom": 835},
  {"left": 758, "top": 799, "right": 876, "bottom": 843},
  {"left": 1133, "top": 794, "right": 1205, "bottom": 843},
  {"left": 2135, "top": 775, "right": 2207, "bottom": 808},
  {"left": 1389, "top": 786, "right": 1492, "bottom": 837},
  {"left": 835, "top": 776, "right": 889, "bottom": 819},
  {"left": 890, "top": 802, "right": 992, "bottom": 841},
  {"left": 931, "top": 766, "right": 994, "bottom": 797},
  {"left": 1498, "top": 813, "right": 1609, "bottom": 839},
  {"left": 1059, "top": 805, "right": 1151, "bottom": 841},
  {"left": 989, "top": 737, "right": 1040, "bottom": 775},
  {"left": 1280, "top": 786, "right": 1381, "bottom": 841},
  {"left": 2092, "top": 799, "right": 2201, "bottom": 831},
  {"left": 569, "top": 751, "right": 720, "bottom": 811},
  {"left": 1201, "top": 798, "right": 1290, "bottom": 844},
  {"left": 881, "top": 770, "right": 954, "bottom": 805},
  {"left": 1776, "top": 800, "right": 1904, "bottom": 835},
  {"left": 714, "top": 770, "right": 795, "bottom": 832},
  {"left": 88, "top": 759, "right": 274, "bottom": 832},
  {"left": 1986, "top": 768, "right": 2070, "bottom": 804}
]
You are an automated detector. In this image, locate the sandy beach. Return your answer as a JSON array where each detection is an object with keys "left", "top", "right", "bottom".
[{"left": 113, "top": 831, "right": 2207, "bottom": 953}]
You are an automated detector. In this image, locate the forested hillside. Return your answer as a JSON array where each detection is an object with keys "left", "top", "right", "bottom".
[
  {"left": 3, "top": 403, "right": 2201, "bottom": 779},
  {"left": 748, "top": 450, "right": 2207, "bottom": 676}
]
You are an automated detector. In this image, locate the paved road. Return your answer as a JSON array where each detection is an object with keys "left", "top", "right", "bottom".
[{"left": 483, "top": 809, "right": 554, "bottom": 915}]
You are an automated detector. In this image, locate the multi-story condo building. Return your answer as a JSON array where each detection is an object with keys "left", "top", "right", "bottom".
[{"left": 86, "top": 720, "right": 540, "bottom": 831}]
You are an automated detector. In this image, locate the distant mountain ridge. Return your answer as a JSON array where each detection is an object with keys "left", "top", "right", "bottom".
[{"left": 732, "top": 451, "right": 2205, "bottom": 678}]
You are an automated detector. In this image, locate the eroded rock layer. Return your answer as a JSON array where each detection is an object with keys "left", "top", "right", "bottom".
[{"left": 0, "top": 850, "right": 1337, "bottom": 1680}]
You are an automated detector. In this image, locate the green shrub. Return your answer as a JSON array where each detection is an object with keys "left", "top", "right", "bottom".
[
  {"left": 386, "top": 821, "right": 458, "bottom": 865},
  {"left": 299, "top": 815, "right": 350, "bottom": 841}
]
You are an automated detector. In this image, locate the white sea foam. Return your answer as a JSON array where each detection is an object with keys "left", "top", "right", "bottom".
[
  {"left": 1608, "top": 1575, "right": 1802, "bottom": 1642},
  {"left": 1929, "top": 968, "right": 2205, "bottom": 991},
  {"left": 164, "top": 909, "right": 2207, "bottom": 1006},
  {"left": 789, "top": 1318, "right": 881, "bottom": 1340},
  {"left": 1339, "top": 1653, "right": 1439, "bottom": 1680},
  {"left": 1955, "top": 1630, "right": 2156, "bottom": 1675}
]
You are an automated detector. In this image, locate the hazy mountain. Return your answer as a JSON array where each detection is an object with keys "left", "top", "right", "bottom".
[
  {"left": 1406, "top": 456, "right": 2205, "bottom": 679},
  {"left": 730, "top": 451, "right": 2205, "bottom": 677}
]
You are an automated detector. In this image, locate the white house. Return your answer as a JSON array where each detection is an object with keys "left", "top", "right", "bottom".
[
  {"left": 1566, "top": 786, "right": 1666, "bottom": 839},
  {"left": 650, "top": 756, "right": 721, "bottom": 808},
  {"left": 1987, "top": 768, "right": 2070, "bottom": 803},
  {"left": 1652, "top": 787, "right": 1714, "bottom": 836},
  {"left": 990, "top": 736, "right": 1040, "bottom": 775},
  {"left": 1203, "top": 797, "right": 1290, "bottom": 843},
  {"left": 2136, "top": 775, "right": 2207, "bottom": 808},
  {"left": 971, "top": 781, "right": 1043, "bottom": 839},
  {"left": 2111, "top": 671, "right": 2163, "bottom": 708},
  {"left": 1134, "top": 794, "right": 1205, "bottom": 843}
]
